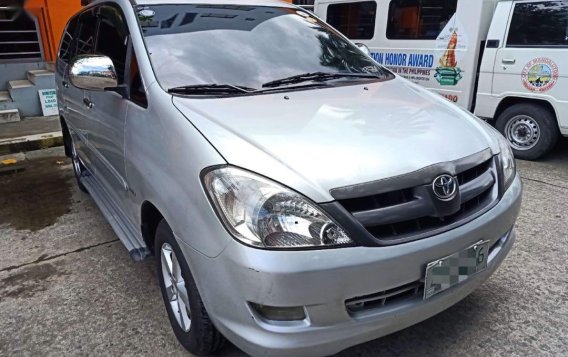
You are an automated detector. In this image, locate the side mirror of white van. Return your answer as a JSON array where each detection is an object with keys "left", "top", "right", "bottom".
[{"left": 355, "top": 43, "right": 372, "bottom": 57}]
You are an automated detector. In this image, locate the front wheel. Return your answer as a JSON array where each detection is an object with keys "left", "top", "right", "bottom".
[
  {"left": 155, "top": 220, "right": 225, "bottom": 355},
  {"left": 495, "top": 103, "right": 559, "bottom": 160}
]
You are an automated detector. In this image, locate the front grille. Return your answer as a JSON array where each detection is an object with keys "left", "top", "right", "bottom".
[
  {"left": 336, "top": 157, "right": 498, "bottom": 243},
  {"left": 365, "top": 186, "right": 494, "bottom": 239},
  {"left": 346, "top": 281, "right": 423, "bottom": 315},
  {"left": 456, "top": 158, "right": 493, "bottom": 185}
]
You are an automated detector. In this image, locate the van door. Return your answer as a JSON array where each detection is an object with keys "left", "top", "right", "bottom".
[
  {"left": 57, "top": 15, "right": 80, "bottom": 152},
  {"left": 122, "top": 49, "right": 149, "bottom": 222},
  {"left": 64, "top": 9, "right": 98, "bottom": 171},
  {"left": 492, "top": 0, "right": 568, "bottom": 130},
  {"left": 57, "top": 16, "right": 77, "bottom": 118},
  {"left": 85, "top": 3, "right": 131, "bottom": 212}
]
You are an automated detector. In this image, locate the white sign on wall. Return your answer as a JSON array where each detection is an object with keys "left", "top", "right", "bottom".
[{"left": 38, "top": 89, "right": 59, "bottom": 116}]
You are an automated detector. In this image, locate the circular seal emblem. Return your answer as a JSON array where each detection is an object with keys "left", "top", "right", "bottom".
[{"left": 521, "top": 58, "right": 559, "bottom": 92}]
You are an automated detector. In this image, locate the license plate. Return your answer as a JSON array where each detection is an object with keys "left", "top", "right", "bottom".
[{"left": 424, "top": 240, "right": 490, "bottom": 300}]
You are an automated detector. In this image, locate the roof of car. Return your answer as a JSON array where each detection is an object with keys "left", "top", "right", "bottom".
[{"left": 132, "top": 0, "right": 294, "bottom": 7}]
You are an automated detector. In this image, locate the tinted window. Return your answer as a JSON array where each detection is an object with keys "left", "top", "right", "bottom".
[
  {"left": 96, "top": 5, "right": 129, "bottom": 83},
  {"left": 137, "top": 5, "right": 391, "bottom": 92},
  {"left": 507, "top": 1, "right": 568, "bottom": 47},
  {"left": 326, "top": 1, "right": 377, "bottom": 39},
  {"left": 129, "top": 50, "right": 148, "bottom": 108},
  {"left": 76, "top": 10, "right": 97, "bottom": 55},
  {"left": 387, "top": 0, "right": 457, "bottom": 40},
  {"left": 59, "top": 16, "right": 79, "bottom": 64}
]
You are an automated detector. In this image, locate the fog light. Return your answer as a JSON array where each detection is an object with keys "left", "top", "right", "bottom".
[{"left": 249, "top": 303, "right": 306, "bottom": 321}]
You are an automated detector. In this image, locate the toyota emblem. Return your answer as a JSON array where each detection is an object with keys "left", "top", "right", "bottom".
[{"left": 432, "top": 174, "right": 458, "bottom": 201}]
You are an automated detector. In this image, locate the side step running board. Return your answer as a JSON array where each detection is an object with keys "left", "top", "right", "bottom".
[{"left": 81, "top": 174, "right": 151, "bottom": 261}]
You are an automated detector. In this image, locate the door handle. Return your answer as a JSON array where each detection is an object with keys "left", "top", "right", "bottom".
[
  {"left": 62, "top": 80, "right": 69, "bottom": 88},
  {"left": 83, "top": 98, "right": 94, "bottom": 109},
  {"left": 502, "top": 59, "right": 516, "bottom": 65}
]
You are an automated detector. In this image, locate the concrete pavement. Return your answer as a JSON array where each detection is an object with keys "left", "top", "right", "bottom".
[
  {"left": 0, "top": 142, "right": 567, "bottom": 356},
  {"left": 0, "top": 116, "right": 62, "bottom": 155}
]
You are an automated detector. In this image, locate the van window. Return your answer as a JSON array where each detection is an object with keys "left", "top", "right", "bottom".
[
  {"left": 96, "top": 5, "right": 129, "bottom": 83},
  {"left": 326, "top": 1, "right": 377, "bottom": 40},
  {"left": 386, "top": 0, "right": 457, "bottom": 40},
  {"left": 76, "top": 10, "right": 98, "bottom": 55},
  {"left": 138, "top": 5, "right": 392, "bottom": 91},
  {"left": 507, "top": 1, "right": 568, "bottom": 48},
  {"left": 129, "top": 50, "right": 148, "bottom": 108},
  {"left": 59, "top": 16, "right": 79, "bottom": 64},
  {"left": 293, "top": 0, "right": 315, "bottom": 11}
]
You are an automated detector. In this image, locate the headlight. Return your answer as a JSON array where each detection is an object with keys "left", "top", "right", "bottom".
[
  {"left": 498, "top": 135, "right": 516, "bottom": 191},
  {"left": 202, "top": 167, "right": 354, "bottom": 249}
]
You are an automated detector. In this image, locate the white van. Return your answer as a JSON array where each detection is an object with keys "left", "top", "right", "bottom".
[{"left": 314, "top": 0, "right": 568, "bottom": 160}]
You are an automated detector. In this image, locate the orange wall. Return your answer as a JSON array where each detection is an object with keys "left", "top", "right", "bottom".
[{"left": 25, "top": 0, "right": 82, "bottom": 62}]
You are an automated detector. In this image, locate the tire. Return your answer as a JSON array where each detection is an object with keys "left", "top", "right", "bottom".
[
  {"left": 155, "top": 220, "right": 225, "bottom": 356},
  {"left": 70, "top": 134, "right": 88, "bottom": 193},
  {"left": 495, "top": 103, "right": 559, "bottom": 160}
]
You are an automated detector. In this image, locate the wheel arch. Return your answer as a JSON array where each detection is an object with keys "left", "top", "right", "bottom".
[
  {"left": 494, "top": 97, "right": 558, "bottom": 128},
  {"left": 141, "top": 200, "right": 165, "bottom": 255},
  {"left": 60, "top": 115, "right": 72, "bottom": 158},
  {"left": 494, "top": 97, "right": 561, "bottom": 160}
]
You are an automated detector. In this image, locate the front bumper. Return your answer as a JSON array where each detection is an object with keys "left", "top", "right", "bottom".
[{"left": 178, "top": 175, "right": 522, "bottom": 356}]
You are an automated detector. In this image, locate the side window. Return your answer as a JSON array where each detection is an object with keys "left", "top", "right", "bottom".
[
  {"left": 129, "top": 50, "right": 148, "bottom": 108},
  {"left": 507, "top": 1, "right": 568, "bottom": 47},
  {"left": 59, "top": 16, "right": 79, "bottom": 64},
  {"left": 96, "top": 5, "right": 129, "bottom": 83},
  {"left": 76, "top": 10, "right": 98, "bottom": 56},
  {"left": 386, "top": 0, "right": 458, "bottom": 40},
  {"left": 326, "top": 1, "right": 377, "bottom": 40}
]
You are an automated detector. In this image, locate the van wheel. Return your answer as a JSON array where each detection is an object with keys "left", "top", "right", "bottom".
[
  {"left": 496, "top": 103, "right": 559, "bottom": 160},
  {"left": 155, "top": 220, "right": 225, "bottom": 356},
  {"left": 70, "top": 137, "right": 88, "bottom": 193}
]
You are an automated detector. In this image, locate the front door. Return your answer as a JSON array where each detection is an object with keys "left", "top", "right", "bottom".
[
  {"left": 492, "top": 0, "right": 568, "bottom": 117},
  {"left": 86, "top": 3, "right": 131, "bottom": 213},
  {"left": 62, "top": 9, "right": 99, "bottom": 170}
]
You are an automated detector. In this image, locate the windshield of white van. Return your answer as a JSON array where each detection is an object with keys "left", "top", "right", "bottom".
[{"left": 136, "top": 4, "right": 393, "bottom": 94}]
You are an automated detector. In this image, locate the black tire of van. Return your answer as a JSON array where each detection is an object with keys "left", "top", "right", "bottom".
[
  {"left": 496, "top": 103, "right": 559, "bottom": 161},
  {"left": 155, "top": 219, "right": 225, "bottom": 356}
]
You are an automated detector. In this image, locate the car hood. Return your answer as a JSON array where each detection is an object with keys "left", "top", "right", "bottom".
[{"left": 173, "top": 78, "right": 499, "bottom": 202}]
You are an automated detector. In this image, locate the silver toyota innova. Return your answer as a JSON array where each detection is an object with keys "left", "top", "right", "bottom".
[{"left": 57, "top": 0, "right": 522, "bottom": 355}]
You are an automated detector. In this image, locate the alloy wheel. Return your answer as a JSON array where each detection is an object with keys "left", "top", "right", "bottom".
[{"left": 161, "top": 243, "right": 192, "bottom": 332}]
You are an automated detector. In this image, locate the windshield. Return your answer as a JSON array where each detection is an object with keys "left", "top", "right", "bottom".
[{"left": 136, "top": 4, "right": 392, "bottom": 92}]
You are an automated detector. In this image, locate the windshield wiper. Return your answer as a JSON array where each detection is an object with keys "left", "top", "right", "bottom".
[
  {"left": 262, "top": 71, "right": 380, "bottom": 88},
  {"left": 167, "top": 84, "right": 258, "bottom": 95}
]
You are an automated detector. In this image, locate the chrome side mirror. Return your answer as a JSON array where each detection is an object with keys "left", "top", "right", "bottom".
[
  {"left": 69, "top": 55, "right": 118, "bottom": 91},
  {"left": 355, "top": 43, "right": 372, "bottom": 57}
]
